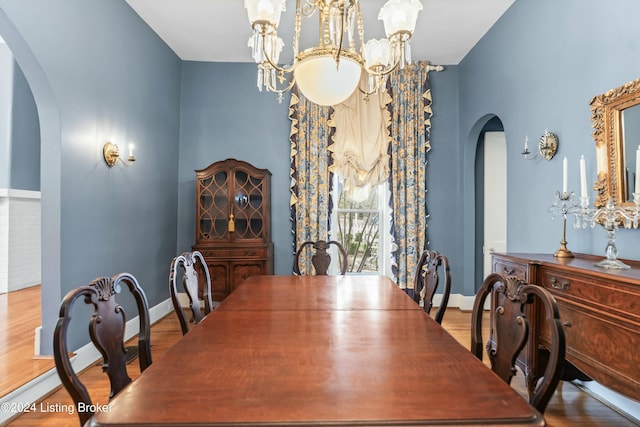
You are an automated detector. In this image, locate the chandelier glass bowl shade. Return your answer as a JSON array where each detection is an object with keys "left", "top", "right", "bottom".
[{"left": 244, "top": 0, "right": 423, "bottom": 106}]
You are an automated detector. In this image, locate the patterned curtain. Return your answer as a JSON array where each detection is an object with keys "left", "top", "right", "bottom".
[
  {"left": 387, "top": 61, "right": 432, "bottom": 291},
  {"left": 289, "top": 87, "right": 334, "bottom": 273}
]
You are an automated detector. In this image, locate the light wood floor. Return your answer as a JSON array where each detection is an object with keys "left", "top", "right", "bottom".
[
  {"left": 0, "top": 286, "right": 55, "bottom": 397},
  {"left": 2, "top": 286, "right": 638, "bottom": 426}
]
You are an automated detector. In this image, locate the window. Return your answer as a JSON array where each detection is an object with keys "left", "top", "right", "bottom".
[{"left": 331, "top": 176, "right": 393, "bottom": 277}]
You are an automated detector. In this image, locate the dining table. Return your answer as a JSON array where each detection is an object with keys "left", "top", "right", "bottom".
[{"left": 89, "top": 275, "right": 544, "bottom": 426}]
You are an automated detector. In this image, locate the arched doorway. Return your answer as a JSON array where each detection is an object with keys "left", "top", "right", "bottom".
[
  {"left": 0, "top": 33, "right": 45, "bottom": 399},
  {"left": 0, "top": 36, "right": 41, "bottom": 294},
  {"left": 462, "top": 115, "right": 507, "bottom": 299},
  {"left": 0, "top": 6, "right": 63, "bottom": 361}
]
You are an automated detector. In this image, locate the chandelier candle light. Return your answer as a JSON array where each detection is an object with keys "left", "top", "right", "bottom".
[{"left": 244, "top": 0, "right": 423, "bottom": 105}]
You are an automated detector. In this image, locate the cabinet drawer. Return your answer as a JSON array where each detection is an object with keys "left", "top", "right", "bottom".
[
  {"left": 491, "top": 257, "right": 528, "bottom": 280},
  {"left": 542, "top": 302, "right": 640, "bottom": 400},
  {"left": 539, "top": 267, "right": 640, "bottom": 323},
  {"left": 197, "top": 247, "right": 269, "bottom": 259}
]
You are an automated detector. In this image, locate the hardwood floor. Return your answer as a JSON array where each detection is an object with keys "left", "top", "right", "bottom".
[
  {"left": 1, "top": 286, "right": 638, "bottom": 426},
  {"left": 0, "top": 286, "right": 54, "bottom": 397}
]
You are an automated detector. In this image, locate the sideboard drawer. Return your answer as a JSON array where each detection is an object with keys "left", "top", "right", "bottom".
[
  {"left": 539, "top": 267, "right": 640, "bottom": 323},
  {"left": 543, "top": 302, "right": 640, "bottom": 399},
  {"left": 491, "top": 256, "right": 528, "bottom": 280},
  {"left": 197, "top": 247, "right": 270, "bottom": 260}
]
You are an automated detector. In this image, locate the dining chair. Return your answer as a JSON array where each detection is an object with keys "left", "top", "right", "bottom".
[
  {"left": 169, "top": 250, "right": 213, "bottom": 335},
  {"left": 412, "top": 249, "right": 451, "bottom": 324},
  {"left": 471, "top": 272, "right": 566, "bottom": 414},
  {"left": 53, "top": 273, "right": 152, "bottom": 426},
  {"left": 294, "top": 240, "right": 347, "bottom": 275}
]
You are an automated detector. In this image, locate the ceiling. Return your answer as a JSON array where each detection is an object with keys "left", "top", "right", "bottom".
[{"left": 125, "top": 0, "right": 515, "bottom": 66}]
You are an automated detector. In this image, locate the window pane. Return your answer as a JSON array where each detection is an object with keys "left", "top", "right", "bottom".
[
  {"left": 335, "top": 184, "right": 380, "bottom": 274},
  {"left": 337, "top": 184, "right": 378, "bottom": 210}
]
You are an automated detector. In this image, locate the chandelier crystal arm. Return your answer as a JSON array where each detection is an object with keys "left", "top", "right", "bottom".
[
  {"left": 333, "top": 3, "right": 344, "bottom": 65},
  {"left": 364, "top": 60, "right": 400, "bottom": 78},
  {"left": 261, "top": 43, "right": 293, "bottom": 75},
  {"left": 359, "top": 61, "right": 443, "bottom": 99},
  {"left": 264, "top": 68, "right": 296, "bottom": 94}
]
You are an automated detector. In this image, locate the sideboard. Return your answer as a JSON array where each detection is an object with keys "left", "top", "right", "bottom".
[{"left": 491, "top": 253, "right": 640, "bottom": 402}]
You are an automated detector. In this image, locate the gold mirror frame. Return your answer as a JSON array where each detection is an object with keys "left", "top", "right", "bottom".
[{"left": 589, "top": 77, "right": 640, "bottom": 209}]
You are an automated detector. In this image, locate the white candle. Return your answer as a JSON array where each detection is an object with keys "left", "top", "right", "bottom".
[
  {"left": 524, "top": 136, "right": 529, "bottom": 151},
  {"left": 635, "top": 145, "right": 640, "bottom": 194},
  {"left": 129, "top": 144, "right": 134, "bottom": 158},
  {"left": 562, "top": 156, "right": 568, "bottom": 194},
  {"left": 580, "top": 155, "right": 587, "bottom": 198}
]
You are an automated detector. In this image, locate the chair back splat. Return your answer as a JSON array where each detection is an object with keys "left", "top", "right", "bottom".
[
  {"left": 294, "top": 240, "right": 347, "bottom": 275},
  {"left": 169, "top": 250, "right": 214, "bottom": 335},
  {"left": 53, "top": 273, "right": 152, "bottom": 426},
  {"left": 471, "top": 273, "right": 566, "bottom": 414},
  {"left": 413, "top": 250, "right": 452, "bottom": 324}
]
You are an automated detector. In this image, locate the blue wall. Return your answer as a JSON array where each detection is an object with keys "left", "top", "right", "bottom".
[
  {"left": 177, "top": 62, "right": 292, "bottom": 274},
  {"left": 0, "top": 0, "right": 182, "bottom": 353},
  {"left": 10, "top": 60, "right": 40, "bottom": 190},
  {"left": 0, "top": 43, "right": 11, "bottom": 187},
  {"left": 175, "top": 63, "right": 462, "bottom": 281},
  {"left": 457, "top": 0, "right": 640, "bottom": 291},
  {"left": 0, "top": 44, "right": 41, "bottom": 191},
  {"left": 422, "top": 68, "right": 463, "bottom": 293}
]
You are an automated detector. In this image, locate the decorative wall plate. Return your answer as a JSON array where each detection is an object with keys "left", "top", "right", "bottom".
[{"left": 539, "top": 131, "right": 559, "bottom": 160}]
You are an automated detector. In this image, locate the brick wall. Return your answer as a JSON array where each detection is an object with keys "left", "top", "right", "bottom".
[{"left": 0, "top": 189, "right": 41, "bottom": 293}]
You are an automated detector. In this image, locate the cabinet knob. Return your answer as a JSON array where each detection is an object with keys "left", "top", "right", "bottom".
[
  {"left": 562, "top": 321, "right": 572, "bottom": 328},
  {"left": 550, "top": 277, "right": 570, "bottom": 291}
]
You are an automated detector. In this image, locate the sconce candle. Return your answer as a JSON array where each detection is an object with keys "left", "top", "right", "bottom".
[
  {"left": 103, "top": 141, "right": 136, "bottom": 167},
  {"left": 562, "top": 156, "right": 568, "bottom": 194},
  {"left": 128, "top": 144, "right": 135, "bottom": 162},
  {"left": 524, "top": 136, "right": 529, "bottom": 151},
  {"left": 580, "top": 155, "right": 587, "bottom": 198}
]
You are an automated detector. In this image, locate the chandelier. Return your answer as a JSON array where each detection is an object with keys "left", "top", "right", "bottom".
[{"left": 245, "top": 0, "right": 423, "bottom": 106}]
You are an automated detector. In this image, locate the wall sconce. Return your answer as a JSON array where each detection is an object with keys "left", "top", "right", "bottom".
[
  {"left": 103, "top": 141, "right": 136, "bottom": 167},
  {"left": 521, "top": 131, "right": 559, "bottom": 160}
]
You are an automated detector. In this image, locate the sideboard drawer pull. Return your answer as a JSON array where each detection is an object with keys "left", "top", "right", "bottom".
[
  {"left": 503, "top": 266, "right": 515, "bottom": 275},
  {"left": 562, "top": 321, "right": 572, "bottom": 328},
  {"left": 550, "top": 277, "right": 570, "bottom": 291}
]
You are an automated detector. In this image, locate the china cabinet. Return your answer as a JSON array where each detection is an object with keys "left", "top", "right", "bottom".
[{"left": 193, "top": 159, "right": 273, "bottom": 301}]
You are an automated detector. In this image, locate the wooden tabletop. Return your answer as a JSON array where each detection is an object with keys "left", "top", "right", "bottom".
[
  {"left": 90, "top": 275, "right": 544, "bottom": 427},
  {"left": 216, "top": 275, "right": 423, "bottom": 311}
]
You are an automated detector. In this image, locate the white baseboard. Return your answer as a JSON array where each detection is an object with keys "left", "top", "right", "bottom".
[
  {"left": 432, "top": 293, "right": 477, "bottom": 312},
  {"left": 0, "top": 297, "right": 173, "bottom": 426},
  {"left": 33, "top": 326, "right": 41, "bottom": 358},
  {"left": 572, "top": 380, "right": 640, "bottom": 423}
]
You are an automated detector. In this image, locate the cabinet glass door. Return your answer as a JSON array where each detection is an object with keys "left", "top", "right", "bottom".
[
  {"left": 233, "top": 170, "right": 264, "bottom": 240},
  {"left": 198, "top": 170, "right": 230, "bottom": 241}
]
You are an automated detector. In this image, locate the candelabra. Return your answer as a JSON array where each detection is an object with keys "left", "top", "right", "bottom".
[
  {"left": 548, "top": 191, "right": 575, "bottom": 258},
  {"left": 571, "top": 195, "right": 640, "bottom": 269}
]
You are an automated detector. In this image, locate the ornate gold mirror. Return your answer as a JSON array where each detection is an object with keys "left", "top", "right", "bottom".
[{"left": 590, "top": 77, "right": 640, "bottom": 209}]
